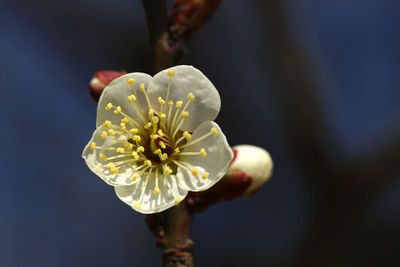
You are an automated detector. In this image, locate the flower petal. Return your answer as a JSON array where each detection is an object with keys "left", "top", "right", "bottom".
[
  {"left": 82, "top": 125, "right": 139, "bottom": 186},
  {"left": 177, "top": 121, "right": 233, "bottom": 191},
  {"left": 148, "top": 65, "right": 221, "bottom": 132},
  {"left": 96, "top": 73, "right": 152, "bottom": 128},
  {"left": 115, "top": 173, "right": 188, "bottom": 214}
]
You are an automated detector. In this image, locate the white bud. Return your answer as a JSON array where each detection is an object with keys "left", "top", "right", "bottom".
[{"left": 228, "top": 144, "right": 273, "bottom": 196}]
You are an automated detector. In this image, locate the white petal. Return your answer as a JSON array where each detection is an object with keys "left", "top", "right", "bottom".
[
  {"left": 82, "top": 125, "right": 138, "bottom": 186},
  {"left": 147, "top": 65, "right": 221, "bottom": 132},
  {"left": 96, "top": 73, "right": 152, "bottom": 128},
  {"left": 177, "top": 121, "right": 233, "bottom": 191},
  {"left": 115, "top": 173, "right": 188, "bottom": 214}
]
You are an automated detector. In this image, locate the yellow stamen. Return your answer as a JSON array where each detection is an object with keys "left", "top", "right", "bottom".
[
  {"left": 168, "top": 69, "right": 175, "bottom": 76},
  {"left": 108, "top": 129, "right": 116, "bottom": 136},
  {"left": 181, "top": 111, "right": 189, "bottom": 118},
  {"left": 191, "top": 168, "right": 199, "bottom": 176},
  {"left": 175, "top": 148, "right": 180, "bottom": 153},
  {"left": 148, "top": 108, "right": 154, "bottom": 117},
  {"left": 120, "top": 123, "right": 126, "bottom": 131},
  {"left": 131, "top": 152, "right": 139, "bottom": 160},
  {"left": 89, "top": 142, "right": 96, "bottom": 150},
  {"left": 175, "top": 101, "right": 183, "bottom": 109},
  {"left": 183, "top": 131, "right": 191, "bottom": 140},
  {"left": 105, "top": 103, "right": 113, "bottom": 111},
  {"left": 133, "top": 202, "right": 142, "bottom": 209},
  {"left": 168, "top": 101, "right": 174, "bottom": 106},
  {"left": 202, "top": 172, "right": 209, "bottom": 179},
  {"left": 113, "top": 106, "right": 121, "bottom": 114},
  {"left": 129, "top": 128, "right": 139, "bottom": 134},
  {"left": 154, "top": 149, "right": 162, "bottom": 155},
  {"left": 144, "top": 160, "right": 152, "bottom": 166},
  {"left": 144, "top": 122, "right": 152, "bottom": 129},
  {"left": 161, "top": 153, "right": 168, "bottom": 161},
  {"left": 133, "top": 135, "right": 141, "bottom": 142},
  {"left": 187, "top": 93, "right": 195, "bottom": 101},
  {"left": 153, "top": 187, "right": 160, "bottom": 196},
  {"left": 211, "top": 127, "right": 218, "bottom": 136},
  {"left": 132, "top": 173, "right": 140, "bottom": 181},
  {"left": 158, "top": 97, "right": 165, "bottom": 105},
  {"left": 121, "top": 117, "right": 129, "bottom": 123},
  {"left": 100, "top": 131, "right": 108, "bottom": 139},
  {"left": 159, "top": 141, "right": 166, "bottom": 149},
  {"left": 128, "top": 95, "right": 136, "bottom": 103},
  {"left": 137, "top": 146, "right": 145, "bottom": 153},
  {"left": 116, "top": 147, "right": 125, "bottom": 153},
  {"left": 163, "top": 165, "right": 172, "bottom": 176},
  {"left": 175, "top": 197, "right": 181, "bottom": 205},
  {"left": 200, "top": 148, "right": 207, "bottom": 157},
  {"left": 124, "top": 143, "right": 133, "bottom": 149},
  {"left": 103, "top": 120, "right": 112, "bottom": 128},
  {"left": 100, "top": 153, "right": 108, "bottom": 161},
  {"left": 126, "top": 78, "right": 135, "bottom": 84}
]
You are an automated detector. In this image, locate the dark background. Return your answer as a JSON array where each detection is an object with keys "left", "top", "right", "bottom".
[{"left": 1, "top": 0, "right": 400, "bottom": 266}]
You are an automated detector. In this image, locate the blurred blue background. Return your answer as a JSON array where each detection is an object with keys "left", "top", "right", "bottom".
[{"left": 1, "top": 0, "right": 400, "bottom": 266}]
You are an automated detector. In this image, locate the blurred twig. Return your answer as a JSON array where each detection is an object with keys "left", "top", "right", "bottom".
[{"left": 256, "top": 0, "right": 400, "bottom": 266}]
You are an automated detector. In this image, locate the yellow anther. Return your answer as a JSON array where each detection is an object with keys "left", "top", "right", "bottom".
[
  {"left": 163, "top": 166, "right": 172, "bottom": 176},
  {"left": 161, "top": 153, "right": 168, "bottom": 161},
  {"left": 158, "top": 97, "right": 165, "bottom": 105},
  {"left": 144, "top": 160, "right": 152, "bottom": 166},
  {"left": 157, "top": 129, "right": 165, "bottom": 137},
  {"left": 121, "top": 117, "right": 129, "bottom": 123},
  {"left": 153, "top": 187, "right": 160, "bottom": 196},
  {"left": 103, "top": 120, "right": 112, "bottom": 128},
  {"left": 100, "top": 131, "right": 108, "bottom": 139},
  {"left": 148, "top": 108, "right": 154, "bottom": 117},
  {"left": 131, "top": 151, "right": 139, "bottom": 160},
  {"left": 211, "top": 127, "right": 218, "bottom": 136},
  {"left": 168, "top": 69, "right": 175, "bottom": 76},
  {"left": 126, "top": 78, "right": 135, "bottom": 84},
  {"left": 120, "top": 123, "right": 126, "bottom": 131},
  {"left": 144, "top": 122, "right": 152, "bottom": 129},
  {"left": 154, "top": 149, "right": 162, "bottom": 155},
  {"left": 202, "top": 172, "right": 209, "bottom": 180},
  {"left": 132, "top": 173, "right": 140, "bottom": 181},
  {"left": 133, "top": 135, "right": 141, "bottom": 142},
  {"left": 128, "top": 95, "right": 136, "bottom": 103},
  {"left": 136, "top": 146, "right": 145, "bottom": 153},
  {"left": 174, "top": 197, "right": 181, "bottom": 205},
  {"left": 150, "top": 134, "right": 159, "bottom": 140},
  {"left": 175, "top": 148, "right": 180, "bottom": 153},
  {"left": 183, "top": 131, "right": 191, "bottom": 140},
  {"left": 175, "top": 101, "right": 183, "bottom": 109},
  {"left": 133, "top": 202, "right": 142, "bottom": 209},
  {"left": 159, "top": 112, "right": 166, "bottom": 119},
  {"left": 105, "top": 103, "right": 113, "bottom": 111},
  {"left": 116, "top": 147, "right": 125, "bottom": 153},
  {"left": 124, "top": 143, "right": 133, "bottom": 149},
  {"left": 89, "top": 142, "right": 96, "bottom": 150},
  {"left": 140, "top": 83, "right": 146, "bottom": 92},
  {"left": 129, "top": 128, "right": 139, "bottom": 134},
  {"left": 191, "top": 168, "right": 199, "bottom": 176},
  {"left": 168, "top": 101, "right": 174, "bottom": 106},
  {"left": 110, "top": 167, "right": 119, "bottom": 174},
  {"left": 159, "top": 141, "right": 166, "bottom": 149},
  {"left": 100, "top": 153, "right": 108, "bottom": 161},
  {"left": 181, "top": 111, "right": 189, "bottom": 118},
  {"left": 107, "top": 163, "right": 116, "bottom": 169},
  {"left": 187, "top": 93, "right": 195, "bottom": 101},
  {"left": 108, "top": 129, "right": 116, "bottom": 136},
  {"left": 113, "top": 106, "right": 121, "bottom": 114},
  {"left": 152, "top": 116, "right": 159, "bottom": 124},
  {"left": 200, "top": 148, "right": 207, "bottom": 157}
]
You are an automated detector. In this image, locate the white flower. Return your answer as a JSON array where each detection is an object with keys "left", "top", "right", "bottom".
[{"left": 82, "top": 65, "right": 233, "bottom": 214}]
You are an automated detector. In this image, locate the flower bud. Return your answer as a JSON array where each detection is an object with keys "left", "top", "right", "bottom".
[
  {"left": 89, "top": 70, "right": 127, "bottom": 102},
  {"left": 228, "top": 145, "right": 273, "bottom": 196},
  {"left": 187, "top": 144, "right": 273, "bottom": 212}
]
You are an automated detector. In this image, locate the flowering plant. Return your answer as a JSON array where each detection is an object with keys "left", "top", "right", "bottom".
[{"left": 83, "top": 65, "right": 233, "bottom": 213}]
